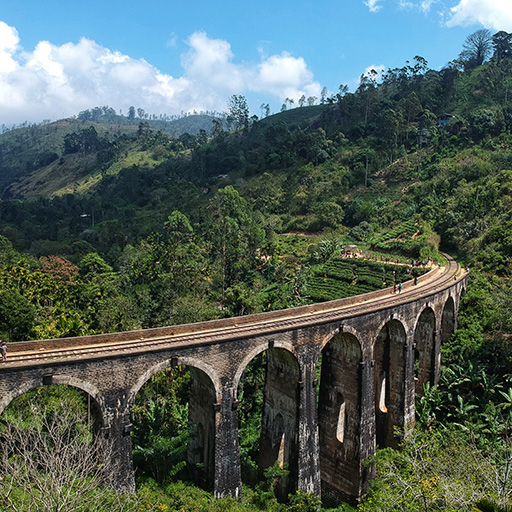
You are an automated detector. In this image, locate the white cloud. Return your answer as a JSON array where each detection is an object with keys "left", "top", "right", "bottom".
[
  {"left": 364, "top": 0, "right": 383, "bottom": 13},
  {"left": 398, "top": 0, "right": 437, "bottom": 13},
  {"left": 0, "top": 23, "right": 321, "bottom": 125},
  {"left": 421, "top": 0, "right": 436, "bottom": 11},
  {"left": 166, "top": 32, "right": 178, "bottom": 48},
  {"left": 446, "top": 0, "right": 512, "bottom": 31},
  {"left": 363, "top": 64, "right": 387, "bottom": 81},
  {"left": 254, "top": 52, "right": 321, "bottom": 100},
  {"left": 0, "top": 21, "right": 20, "bottom": 73}
]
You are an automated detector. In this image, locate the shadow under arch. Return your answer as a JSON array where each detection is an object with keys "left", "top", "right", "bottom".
[
  {"left": 318, "top": 330, "right": 363, "bottom": 501},
  {"left": 441, "top": 296, "right": 456, "bottom": 344},
  {"left": 373, "top": 318, "right": 407, "bottom": 448},
  {"left": 413, "top": 307, "right": 436, "bottom": 396},
  {"left": 129, "top": 359, "right": 218, "bottom": 491},
  {"left": 236, "top": 345, "right": 300, "bottom": 501},
  {"left": 233, "top": 340, "right": 296, "bottom": 392}
]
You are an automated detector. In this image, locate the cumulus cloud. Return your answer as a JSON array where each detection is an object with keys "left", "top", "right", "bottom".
[
  {"left": 364, "top": 0, "right": 383, "bottom": 13},
  {"left": 0, "top": 22, "right": 321, "bottom": 125},
  {"left": 0, "top": 21, "right": 19, "bottom": 73},
  {"left": 254, "top": 52, "right": 319, "bottom": 98},
  {"left": 446, "top": 0, "right": 512, "bottom": 31}
]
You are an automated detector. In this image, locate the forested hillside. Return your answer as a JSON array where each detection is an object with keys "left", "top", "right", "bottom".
[
  {"left": 0, "top": 110, "right": 218, "bottom": 195},
  {"left": 2, "top": 29, "right": 512, "bottom": 512}
]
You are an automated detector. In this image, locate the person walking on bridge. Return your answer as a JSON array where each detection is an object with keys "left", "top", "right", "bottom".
[{"left": 0, "top": 341, "right": 7, "bottom": 361}]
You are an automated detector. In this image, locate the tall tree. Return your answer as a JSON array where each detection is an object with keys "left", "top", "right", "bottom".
[
  {"left": 492, "top": 31, "right": 512, "bottom": 61},
  {"left": 0, "top": 400, "right": 127, "bottom": 512},
  {"left": 260, "top": 103, "right": 270, "bottom": 118},
  {"left": 357, "top": 69, "right": 379, "bottom": 126},
  {"left": 226, "top": 95, "right": 249, "bottom": 131},
  {"left": 460, "top": 29, "right": 493, "bottom": 69},
  {"left": 164, "top": 210, "right": 193, "bottom": 243},
  {"left": 207, "top": 186, "right": 265, "bottom": 297},
  {"left": 320, "top": 87, "right": 329, "bottom": 104}
]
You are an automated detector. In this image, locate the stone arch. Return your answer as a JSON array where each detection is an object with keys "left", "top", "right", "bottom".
[
  {"left": 413, "top": 307, "right": 436, "bottom": 396},
  {"left": 319, "top": 324, "right": 361, "bottom": 352},
  {"left": 129, "top": 356, "right": 221, "bottom": 406},
  {"left": 0, "top": 379, "right": 45, "bottom": 416},
  {"left": 0, "top": 376, "right": 104, "bottom": 426},
  {"left": 373, "top": 314, "right": 409, "bottom": 341},
  {"left": 318, "top": 331, "right": 363, "bottom": 500},
  {"left": 233, "top": 340, "right": 296, "bottom": 391},
  {"left": 373, "top": 318, "right": 407, "bottom": 448},
  {"left": 129, "top": 358, "right": 218, "bottom": 491}
]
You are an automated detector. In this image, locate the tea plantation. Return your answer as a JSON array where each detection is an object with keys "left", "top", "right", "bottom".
[{"left": 306, "top": 257, "right": 429, "bottom": 302}]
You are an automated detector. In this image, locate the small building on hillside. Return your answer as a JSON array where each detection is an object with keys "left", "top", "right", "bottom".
[{"left": 438, "top": 113, "right": 455, "bottom": 128}]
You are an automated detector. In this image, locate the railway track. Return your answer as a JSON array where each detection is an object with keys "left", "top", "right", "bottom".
[{"left": 5, "top": 255, "right": 463, "bottom": 368}]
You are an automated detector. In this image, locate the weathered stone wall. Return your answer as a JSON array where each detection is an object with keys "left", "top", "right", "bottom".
[
  {"left": 188, "top": 367, "right": 217, "bottom": 489},
  {"left": 318, "top": 332, "right": 362, "bottom": 500},
  {"left": 0, "top": 272, "right": 467, "bottom": 502},
  {"left": 259, "top": 348, "right": 300, "bottom": 500}
]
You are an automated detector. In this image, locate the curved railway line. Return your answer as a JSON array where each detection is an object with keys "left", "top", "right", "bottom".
[{"left": 5, "top": 254, "right": 463, "bottom": 367}]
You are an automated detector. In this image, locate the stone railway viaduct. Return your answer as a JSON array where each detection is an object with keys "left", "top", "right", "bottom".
[{"left": 0, "top": 255, "right": 467, "bottom": 503}]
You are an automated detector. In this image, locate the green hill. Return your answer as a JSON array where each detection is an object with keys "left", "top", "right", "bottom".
[
  {"left": 1, "top": 49, "right": 512, "bottom": 274},
  {"left": 257, "top": 104, "right": 328, "bottom": 130},
  {"left": 0, "top": 113, "right": 218, "bottom": 197},
  {"left": 2, "top": 32, "right": 512, "bottom": 512}
]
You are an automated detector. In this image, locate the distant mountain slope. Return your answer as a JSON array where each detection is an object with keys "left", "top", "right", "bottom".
[
  {"left": 0, "top": 107, "right": 325, "bottom": 200},
  {"left": 0, "top": 113, "right": 220, "bottom": 197},
  {"left": 0, "top": 119, "right": 137, "bottom": 194},
  {"left": 76, "top": 109, "right": 219, "bottom": 136},
  {"left": 130, "top": 114, "right": 219, "bottom": 136}
]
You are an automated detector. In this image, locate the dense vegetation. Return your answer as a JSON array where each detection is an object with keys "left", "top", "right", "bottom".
[{"left": 2, "top": 28, "right": 512, "bottom": 511}]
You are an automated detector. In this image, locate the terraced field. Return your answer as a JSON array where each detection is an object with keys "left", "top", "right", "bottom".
[{"left": 306, "top": 257, "right": 429, "bottom": 302}]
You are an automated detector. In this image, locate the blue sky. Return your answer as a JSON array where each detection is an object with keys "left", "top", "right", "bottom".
[{"left": 1, "top": 0, "right": 512, "bottom": 125}]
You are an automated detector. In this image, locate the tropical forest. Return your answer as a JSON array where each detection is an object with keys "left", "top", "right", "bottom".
[{"left": 2, "top": 29, "right": 512, "bottom": 512}]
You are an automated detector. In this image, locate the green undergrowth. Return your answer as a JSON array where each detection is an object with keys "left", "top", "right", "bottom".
[{"left": 135, "top": 479, "right": 356, "bottom": 512}]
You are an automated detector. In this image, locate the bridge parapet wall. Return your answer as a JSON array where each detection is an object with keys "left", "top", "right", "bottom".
[{"left": 0, "top": 259, "right": 467, "bottom": 502}]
